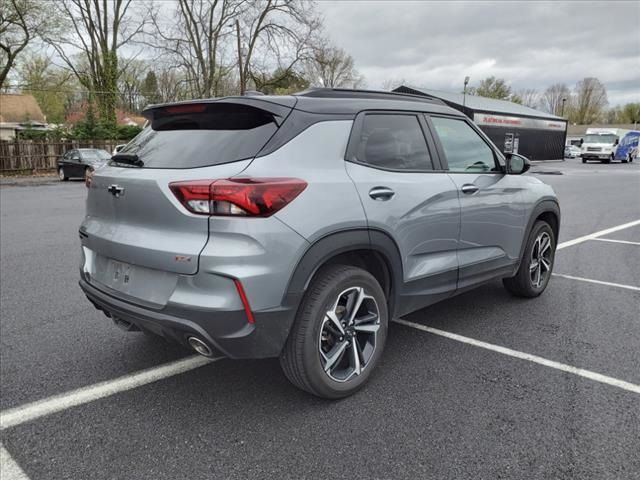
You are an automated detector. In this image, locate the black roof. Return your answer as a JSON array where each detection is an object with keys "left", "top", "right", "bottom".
[{"left": 143, "top": 88, "right": 463, "bottom": 119}]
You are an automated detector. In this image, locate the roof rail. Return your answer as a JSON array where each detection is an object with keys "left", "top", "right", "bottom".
[{"left": 294, "top": 87, "right": 445, "bottom": 105}]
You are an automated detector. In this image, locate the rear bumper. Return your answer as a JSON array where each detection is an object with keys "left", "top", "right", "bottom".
[{"left": 80, "top": 278, "right": 298, "bottom": 359}]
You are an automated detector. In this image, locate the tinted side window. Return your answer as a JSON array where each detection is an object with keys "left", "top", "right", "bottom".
[
  {"left": 354, "top": 114, "right": 433, "bottom": 170},
  {"left": 431, "top": 117, "right": 496, "bottom": 172}
]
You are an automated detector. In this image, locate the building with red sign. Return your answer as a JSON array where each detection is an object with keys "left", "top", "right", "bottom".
[{"left": 393, "top": 86, "right": 568, "bottom": 161}]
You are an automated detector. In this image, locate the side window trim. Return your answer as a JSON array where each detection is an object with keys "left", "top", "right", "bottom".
[
  {"left": 425, "top": 113, "right": 504, "bottom": 173},
  {"left": 344, "top": 110, "right": 438, "bottom": 173},
  {"left": 417, "top": 115, "right": 446, "bottom": 171}
]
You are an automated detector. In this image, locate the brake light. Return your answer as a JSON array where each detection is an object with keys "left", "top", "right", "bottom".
[
  {"left": 163, "top": 104, "right": 207, "bottom": 114},
  {"left": 169, "top": 178, "right": 307, "bottom": 217}
]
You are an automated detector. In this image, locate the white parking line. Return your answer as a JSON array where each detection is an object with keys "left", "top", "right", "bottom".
[
  {"left": 590, "top": 238, "right": 640, "bottom": 246},
  {"left": 0, "top": 356, "right": 218, "bottom": 431},
  {"left": 393, "top": 318, "right": 640, "bottom": 395},
  {"left": 1, "top": 444, "right": 30, "bottom": 480},
  {"left": 556, "top": 219, "right": 640, "bottom": 250},
  {"left": 552, "top": 273, "right": 640, "bottom": 292}
]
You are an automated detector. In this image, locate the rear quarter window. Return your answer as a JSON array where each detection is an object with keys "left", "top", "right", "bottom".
[{"left": 121, "top": 103, "right": 278, "bottom": 169}]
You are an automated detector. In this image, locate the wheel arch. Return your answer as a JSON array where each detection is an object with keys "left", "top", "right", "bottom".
[
  {"left": 282, "top": 229, "right": 403, "bottom": 319},
  {"left": 518, "top": 199, "right": 561, "bottom": 263}
]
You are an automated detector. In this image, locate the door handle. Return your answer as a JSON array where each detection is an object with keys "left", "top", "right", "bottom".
[
  {"left": 369, "top": 186, "right": 395, "bottom": 201},
  {"left": 461, "top": 184, "right": 479, "bottom": 195}
]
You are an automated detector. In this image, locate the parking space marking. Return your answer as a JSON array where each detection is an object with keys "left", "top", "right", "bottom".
[
  {"left": 551, "top": 273, "right": 640, "bottom": 291},
  {"left": 1, "top": 444, "right": 30, "bottom": 480},
  {"left": 590, "top": 238, "right": 640, "bottom": 246},
  {"left": 393, "top": 318, "right": 640, "bottom": 395},
  {"left": 556, "top": 219, "right": 640, "bottom": 250},
  {"left": 0, "top": 356, "right": 218, "bottom": 431}
]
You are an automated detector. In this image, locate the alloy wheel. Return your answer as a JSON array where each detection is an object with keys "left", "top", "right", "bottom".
[
  {"left": 319, "top": 286, "right": 380, "bottom": 382},
  {"left": 530, "top": 231, "right": 553, "bottom": 288},
  {"left": 58, "top": 168, "right": 65, "bottom": 180}
]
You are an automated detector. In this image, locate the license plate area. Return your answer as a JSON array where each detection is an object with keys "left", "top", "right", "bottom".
[
  {"left": 84, "top": 249, "right": 179, "bottom": 307},
  {"left": 109, "top": 260, "right": 135, "bottom": 292}
]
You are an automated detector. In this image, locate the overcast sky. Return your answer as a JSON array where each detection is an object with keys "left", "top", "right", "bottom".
[{"left": 317, "top": 1, "right": 640, "bottom": 106}]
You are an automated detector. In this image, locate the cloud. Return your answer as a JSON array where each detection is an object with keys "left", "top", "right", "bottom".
[{"left": 317, "top": 1, "right": 640, "bottom": 105}]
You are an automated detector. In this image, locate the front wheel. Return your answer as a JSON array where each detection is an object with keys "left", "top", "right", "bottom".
[
  {"left": 581, "top": 158, "right": 587, "bottom": 164},
  {"left": 58, "top": 167, "right": 68, "bottom": 181},
  {"left": 280, "top": 265, "right": 388, "bottom": 399},
  {"left": 503, "top": 221, "right": 556, "bottom": 297}
]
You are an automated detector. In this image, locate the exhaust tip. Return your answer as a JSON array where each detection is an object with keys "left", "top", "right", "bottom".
[{"left": 187, "top": 336, "right": 213, "bottom": 357}]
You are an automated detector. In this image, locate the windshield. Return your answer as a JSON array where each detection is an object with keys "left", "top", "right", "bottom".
[{"left": 583, "top": 134, "right": 617, "bottom": 144}]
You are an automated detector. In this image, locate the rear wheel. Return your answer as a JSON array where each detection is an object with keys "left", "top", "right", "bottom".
[
  {"left": 503, "top": 221, "right": 555, "bottom": 297},
  {"left": 582, "top": 158, "right": 586, "bottom": 163},
  {"left": 58, "top": 167, "right": 68, "bottom": 181},
  {"left": 280, "top": 265, "right": 388, "bottom": 399}
]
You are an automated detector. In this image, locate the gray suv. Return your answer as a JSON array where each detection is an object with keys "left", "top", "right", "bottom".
[{"left": 79, "top": 89, "right": 560, "bottom": 398}]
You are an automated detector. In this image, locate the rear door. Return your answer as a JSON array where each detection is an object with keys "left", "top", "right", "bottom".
[
  {"left": 345, "top": 111, "right": 461, "bottom": 315},
  {"left": 427, "top": 115, "right": 527, "bottom": 289},
  {"left": 81, "top": 101, "right": 291, "bottom": 299}
]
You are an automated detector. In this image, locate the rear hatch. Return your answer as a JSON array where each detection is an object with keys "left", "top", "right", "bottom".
[{"left": 81, "top": 99, "right": 293, "bottom": 299}]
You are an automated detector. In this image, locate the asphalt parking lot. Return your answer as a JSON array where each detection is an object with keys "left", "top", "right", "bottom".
[{"left": 1, "top": 157, "right": 639, "bottom": 479}]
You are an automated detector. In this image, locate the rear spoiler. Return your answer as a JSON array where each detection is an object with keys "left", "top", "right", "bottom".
[{"left": 142, "top": 96, "right": 297, "bottom": 127}]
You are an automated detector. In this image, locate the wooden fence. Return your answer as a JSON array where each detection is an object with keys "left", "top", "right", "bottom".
[{"left": 0, "top": 140, "right": 125, "bottom": 173}]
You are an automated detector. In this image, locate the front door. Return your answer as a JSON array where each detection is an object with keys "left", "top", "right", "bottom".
[
  {"left": 69, "top": 150, "right": 83, "bottom": 177},
  {"left": 428, "top": 115, "right": 527, "bottom": 290},
  {"left": 345, "top": 112, "right": 461, "bottom": 316}
]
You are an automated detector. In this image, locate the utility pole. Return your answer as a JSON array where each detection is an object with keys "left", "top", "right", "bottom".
[
  {"left": 561, "top": 97, "right": 567, "bottom": 117},
  {"left": 463, "top": 76, "right": 470, "bottom": 110},
  {"left": 236, "top": 19, "right": 244, "bottom": 95}
]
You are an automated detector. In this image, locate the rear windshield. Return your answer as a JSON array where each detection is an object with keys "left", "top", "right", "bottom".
[{"left": 119, "top": 103, "right": 278, "bottom": 169}]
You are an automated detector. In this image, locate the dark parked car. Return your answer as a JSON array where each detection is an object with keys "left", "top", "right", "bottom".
[{"left": 57, "top": 148, "right": 111, "bottom": 181}]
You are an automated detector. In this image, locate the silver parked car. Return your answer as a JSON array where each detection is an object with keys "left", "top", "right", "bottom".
[{"left": 79, "top": 89, "right": 560, "bottom": 398}]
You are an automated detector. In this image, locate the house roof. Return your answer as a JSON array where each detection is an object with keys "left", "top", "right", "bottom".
[
  {"left": 394, "top": 86, "right": 565, "bottom": 121},
  {"left": 0, "top": 94, "right": 46, "bottom": 123}
]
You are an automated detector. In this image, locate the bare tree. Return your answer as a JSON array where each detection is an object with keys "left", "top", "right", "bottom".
[
  {"left": 571, "top": 77, "right": 608, "bottom": 124},
  {"left": 118, "top": 58, "right": 147, "bottom": 112},
  {"left": 46, "top": 0, "right": 148, "bottom": 126},
  {"left": 240, "top": 0, "right": 319, "bottom": 95},
  {"left": 306, "top": 44, "right": 363, "bottom": 88},
  {"left": 147, "top": 0, "right": 240, "bottom": 99},
  {"left": 0, "top": 0, "right": 60, "bottom": 88},
  {"left": 17, "top": 53, "right": 75, "bottom": 122},
  {"left": 540, "top": 83, "right": 571, "bottom": 116},
  {"left": 515, "top": 89, "right": 539, "bottom": 108}
]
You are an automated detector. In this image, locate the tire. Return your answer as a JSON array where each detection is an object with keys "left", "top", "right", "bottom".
[
  {"left": 280, "top": 264, "right": 388, "bottom": 399},
  {"left": 582, "top": 158, "right": 586, "bottom": 164},
  {"left": 58, "top": 167, "right": 68, "bottom": 181},
  {"left": 503, "top": 221, "right": 556, "bottom": 298}
]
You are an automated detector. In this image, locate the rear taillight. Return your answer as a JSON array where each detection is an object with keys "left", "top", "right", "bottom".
[{"left": 169, "top": 178, "right": 307, "bottom": 217}]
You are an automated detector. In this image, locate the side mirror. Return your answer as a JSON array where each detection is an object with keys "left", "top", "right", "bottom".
[
  {"left": 505, "top": 153, "right": 531, "bottom": 175},
  {"left": 614, "top": 139, "right": 619, "bottom": 146},
  {"left": 579, "top": 139, "right": 584, "bottom": 146}
]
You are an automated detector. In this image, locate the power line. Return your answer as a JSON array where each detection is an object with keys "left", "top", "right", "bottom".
[{"left": 2, "top": 84, "right": 156, "bottom": 96}]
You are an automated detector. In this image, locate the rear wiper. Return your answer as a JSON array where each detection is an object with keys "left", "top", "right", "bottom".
[{"left": 111, "top": 153, "right": 144, "bottom": 167}]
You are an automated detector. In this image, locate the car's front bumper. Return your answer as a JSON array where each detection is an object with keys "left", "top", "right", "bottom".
[{"left": 80, "top": 277, "right": 298, "bottom": 359}]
